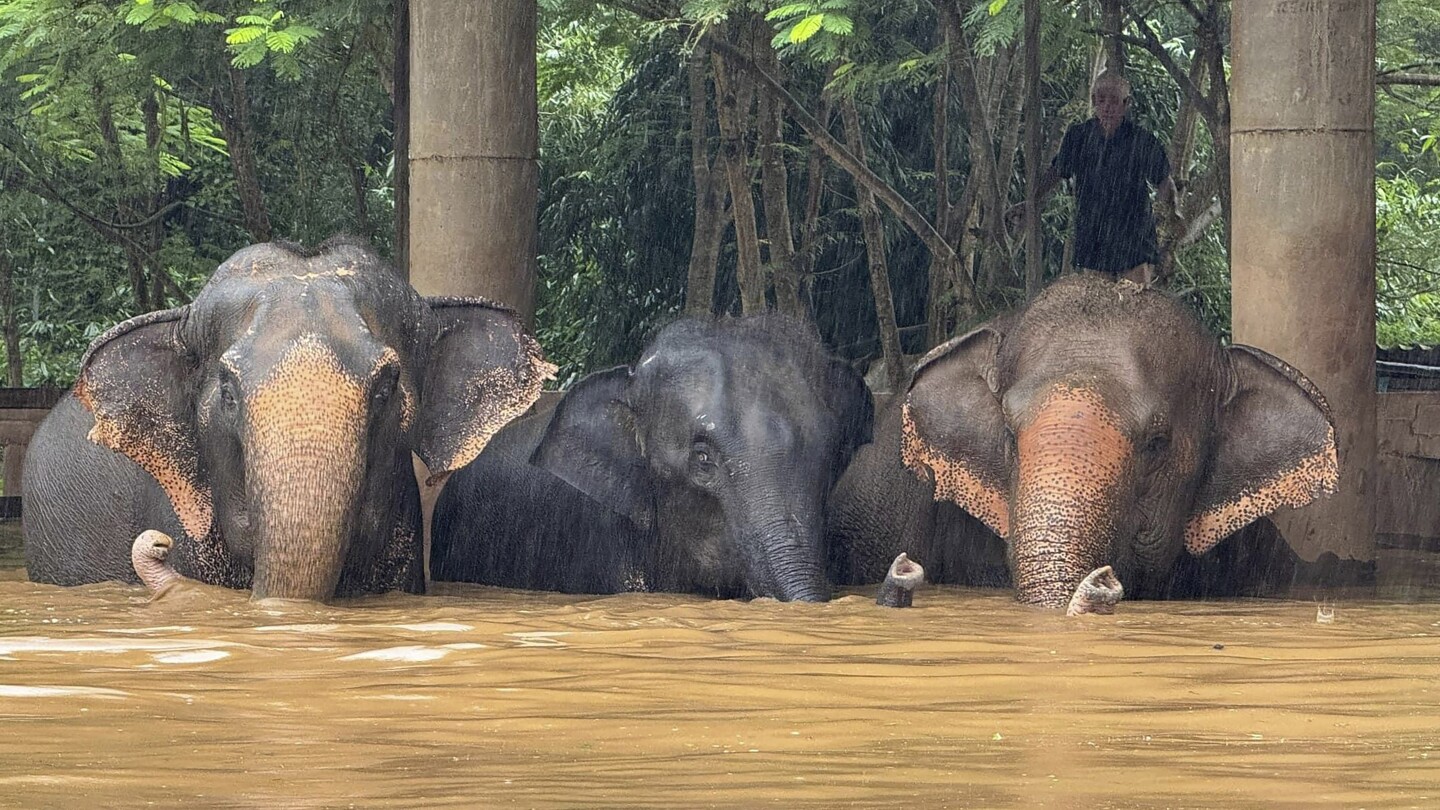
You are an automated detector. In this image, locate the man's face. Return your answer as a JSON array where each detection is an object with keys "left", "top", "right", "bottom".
[{"left": 1092, "top": 86, "right": 1129, "bottom": 130}]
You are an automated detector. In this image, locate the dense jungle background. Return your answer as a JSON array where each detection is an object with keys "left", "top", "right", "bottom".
[{"left": 0, "top": 0, "right": 1436, "bottom": 388}]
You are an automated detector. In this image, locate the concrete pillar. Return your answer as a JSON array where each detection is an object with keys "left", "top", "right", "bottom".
[
  {"left": 408, "top": 0, "right": 537, "bottom": 323},
  {"left": 1231, "top": 0, "right": 1376, "bottom": 563},
  {"left": 392, "top": 0, "right": 409, "bottom": 279},
  {"left": 3, "top": 443, "right": 23, "bottom": 497}
]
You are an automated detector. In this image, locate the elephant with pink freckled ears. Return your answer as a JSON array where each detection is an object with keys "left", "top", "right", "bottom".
[
  {"left": 23, "top": 235, "right": 554, "bottom": 602},
  {"left": 827, "top": 273, "right": 1360, "bottom": 610}
]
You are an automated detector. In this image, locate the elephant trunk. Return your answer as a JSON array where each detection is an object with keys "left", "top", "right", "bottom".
[
  {"left": 1010, "top": 385, "right": 1133, "bottom": 609},
  {"left": 731, "top": 486, "right": 831, "bottom": 602},
  {"left": 759, "top": 531, "right": 830, "bottom": 602},
  {"left": 245, "top": 338, "right": 369, "bottom": 601},
  {"left": 131, "top": 530, "right": 182, "bottom": 592}
]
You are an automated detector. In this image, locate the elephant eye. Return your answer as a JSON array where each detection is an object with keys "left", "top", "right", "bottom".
[
  {"left": 218, "top": 378, "right": 239, "bottom": 412},
  {"left": 688, "top": 443, "right": 721, "bottom": 483},
  {"left": 371, "top": 367, "right": 399, "bottom": 405},
  {"left": 1143, "top": 432, "right": 1171, "bottom": 456}
]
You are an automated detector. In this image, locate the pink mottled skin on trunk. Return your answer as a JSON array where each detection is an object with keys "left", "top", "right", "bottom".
[
  {"left": 131, "top": 530, "right": 183, "bottom": 592},
  {"left": 1012, "top": 385, "right": 1133, "bottom": 609}
]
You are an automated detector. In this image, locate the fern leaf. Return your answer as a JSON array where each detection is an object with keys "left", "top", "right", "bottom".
[
  {"left": 789, "top": 13, "right": 823, "bottom": 43},
  {"left": 225, "top": 25, "right": 264, "bottom": 45}
]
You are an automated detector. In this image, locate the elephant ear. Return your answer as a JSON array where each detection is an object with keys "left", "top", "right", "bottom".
[
  {"left": 73, "top": 307, "right": 213, "bottom": 539},
  {"left": 1185, "top": 345, "right": 1340, "bottom": 555},
  {"left": 901, "top": 325, "right": 1011, "bottom": 538},
  {"left": 415, "top": 297, "right": 557, "bottom": 485},
  {"left": 530, "top": 366, "right": 656, "bottom": 532}
]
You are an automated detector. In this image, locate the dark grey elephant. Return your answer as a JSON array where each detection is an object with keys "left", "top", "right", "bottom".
[
  {"left": 828, "top": 273, "right": 1347, "bottom": 609},
  {"left": 24, "top": 236, "right": 553, "bottom": 601},
  {"left": 430, "top": 315, "right": 873, "bottom": 601}
]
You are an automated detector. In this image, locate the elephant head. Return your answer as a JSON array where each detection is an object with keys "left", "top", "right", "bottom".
[
  {"left": 74, "top": 236, "right": 553, "bottom": 600},
  {"left": 531, "top": 315, "right": 872, "bottom": 601},
  {"left": 901, "top": 274, "right": 1338, "bottom": 608}
]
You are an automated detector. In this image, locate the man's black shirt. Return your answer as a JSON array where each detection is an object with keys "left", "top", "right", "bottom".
[{"left": 1053, "top": 118, "right": 1170, "bottom": 274}]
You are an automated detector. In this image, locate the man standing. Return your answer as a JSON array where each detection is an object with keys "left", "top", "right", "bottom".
[{"left": 1018, "top": 71, "right": 1178, "bottom": 285}]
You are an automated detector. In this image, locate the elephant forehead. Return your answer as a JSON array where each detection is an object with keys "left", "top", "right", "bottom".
[
  {"left": 196, "top": 275, "right": 414, "bottom": 354},
  {"left": 243, "top": 336, "right": 373, "bottom": 435},
  {"left": 1016, "top": 384, "right": 1133, "bottom": 483}
]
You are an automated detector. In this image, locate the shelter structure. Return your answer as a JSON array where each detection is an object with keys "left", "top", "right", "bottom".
[{"left": 1231, "top": 0, "right": 1378, "bottom": 564}]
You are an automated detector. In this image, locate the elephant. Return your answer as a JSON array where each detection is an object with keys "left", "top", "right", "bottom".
[
  {"left": 23, "top": 235, "right": 554, "bottom": 601},
  {"left": 430, "top": 314, "right": 874, "bottom": 602},
  {"left": 828, "top": 273, "right": 1347, "bottom": 609}
]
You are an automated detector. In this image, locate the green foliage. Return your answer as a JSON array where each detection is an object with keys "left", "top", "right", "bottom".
[
  {"left": 534, "top": 3, "right": 690, "bottom": 384},
  {"left": 1376, "top": 163, "right": 1440, "bottom": 347},
  {"left": 0, "top": 0, "right": 394, "bottom": 386},
  {"left": 963, "top": 0, "right": 1021, "bottom": 54},
  {"left": 124, "top": 0, "right": 223, "bottom": 30},
  {"left": 0, "top": 0, "right": 1435, "bottom": 391}
]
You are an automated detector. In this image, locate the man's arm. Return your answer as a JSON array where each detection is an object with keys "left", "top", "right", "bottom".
[{"left": 1008, "top": 165, "right": 1064, "bottom": 225}]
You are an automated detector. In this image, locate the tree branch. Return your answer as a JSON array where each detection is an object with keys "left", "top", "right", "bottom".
[
  {"left": 706, "top": 35, "right": 968, "bottom": 289},
  {"left": 1377, "top": 72, "right": 1440, "bottom": 87}
]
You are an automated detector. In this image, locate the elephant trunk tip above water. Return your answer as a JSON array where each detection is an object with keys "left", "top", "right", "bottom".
[
  {"left": 131, "top": 530, "right": 182, "bottom": 593},
  {"left": 828, "top": 272, "right": 1341, "bottom": 611},
  {"left": 24, "top": 234, "right": 554, "bottom": 602},
  {"left": 876, "top": 553, "right": 925, "bottom": 608}
]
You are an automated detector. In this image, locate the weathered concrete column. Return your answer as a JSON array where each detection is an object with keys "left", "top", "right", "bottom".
[
  {"left": 1231, "top": 0, "right": 1376, "bottom": 563},
  {"left": 408, "top": 0, "right": 538, "bottom": 577},
  {"left": 408, "top": 0, "right": 537, "bottom": 322}
]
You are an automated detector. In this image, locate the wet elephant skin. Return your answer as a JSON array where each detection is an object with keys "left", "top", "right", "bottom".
[
  {"left": 23, "top": 236, "right": 553, "bottom": 601},
  {"left": 431, "top": 314, "right": 873, "bottom": 602},
  {"left": 828, "top": 273, "right": 1356, "bottom": 609}
]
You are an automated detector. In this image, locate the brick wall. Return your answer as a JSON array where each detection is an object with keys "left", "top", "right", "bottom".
[{"left": 1377, "top": 392, "right": 1440, "bottom": 545}]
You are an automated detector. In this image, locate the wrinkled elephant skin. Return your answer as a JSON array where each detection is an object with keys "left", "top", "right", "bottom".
[
  {"left": 131, "top": 530, "right": 184, "bottom": 594},
  {"left": 25, "top": 236, "right": 553, "bottom": 601}
]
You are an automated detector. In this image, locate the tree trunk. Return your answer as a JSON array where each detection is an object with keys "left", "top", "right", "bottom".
[
  {"left": 1100, "top": 0, "right": 1126, "bottom": 75},
  {"left": 95, "top": 88, "right": 154, "bottom": 310},
  {"left": 143, "top": 92, "right": 171, "bottom": 306},
  {"left": 926, "top": 15, "right": 952, "bottom": 348},
  {"left": 685, "top": 42, "right": 725, "bottom": 316},
  {"left": 711, "top": 41, "right": 765, "bottom": 314},
  {"left": 216, "top": 63, "right": 273, "bottom": 243},
  {"left": 1157, "top": 51, "right": 1209, "bottom": 278},
  {"left": 708, "top": 37, "right": 974, "bottom": 319},
  {"left": 840, "top": 98, "right": 904, "bottom": 393},
  {"left": 1022, "top": 0, "right": 1044, "bottom": 297},
  {"left": 757, "top": 42, "right": 802, "bottom": 319},
  {"left": 1205, "top": 5, "right": 1232, "bottom": 258},
  {"left": 795, "top": 91, "right": 833, "bottom": 309},
  {"left": 0, "top": 248, "right": 20, "bottom": 387},
  {"left": 945, "top": 15, "right": 1015, "bottom": 293}
]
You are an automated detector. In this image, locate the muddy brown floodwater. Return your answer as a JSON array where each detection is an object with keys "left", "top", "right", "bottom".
[{"left": 1, "top": 554, "right": 1439, "bottom": 808}]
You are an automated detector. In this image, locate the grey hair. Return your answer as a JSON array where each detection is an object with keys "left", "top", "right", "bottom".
[{"left": 1090, "top": 70, "right": 1131, "bottom": 99}]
